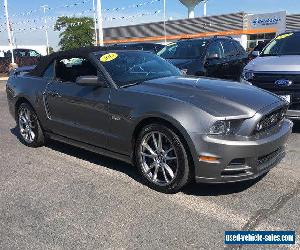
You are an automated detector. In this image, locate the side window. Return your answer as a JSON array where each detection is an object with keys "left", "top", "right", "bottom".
[
  {"left": 206, "top": 41, "right": 224, "bottom": 59},
  {"left": 29, "top": 50, "right": 40, "bottom": 57},
  {"left": 14, "top": 50, "right": 26, "bottom": 57},
  {"left": 233, "top": 41, "right": 247, "bottom": 56},
  {"left": 55, "top": 57, "right": 98, "bottom": 83},
  {"left": 221, "top": 40, "right": 238, "bottom": 58},
  {"left": 43, "top": 62, "right": 55, "bottom": 80}
]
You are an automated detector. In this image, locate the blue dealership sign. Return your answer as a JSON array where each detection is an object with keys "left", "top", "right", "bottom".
[{"left": 246, "top": 11, "right": 286, "bottom": 34}]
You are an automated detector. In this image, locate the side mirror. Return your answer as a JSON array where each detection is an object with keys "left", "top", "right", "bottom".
[
  {"left": 251, "top": 51, "right": 260, "bottom": 57},
  {"left": 76, "top": 75, "right": 106, "bottom": 87},
  {"left": 207, "top": 53, "right": 220, "bottom": 60}
]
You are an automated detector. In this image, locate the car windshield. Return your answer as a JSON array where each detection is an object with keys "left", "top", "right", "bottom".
[
  {"left": 157, "top": 40, "right": 207, "bottom": 59},
  {"left": 96, "top": 51, "right": 181, "bottom": 87},
  {"left": 261, "top": 33, "right": 300, "bottom": 56}
]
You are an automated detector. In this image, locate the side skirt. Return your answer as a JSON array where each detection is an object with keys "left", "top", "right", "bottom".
[{"left": 45, "top": 132, "right": 133, "bottom": 165}]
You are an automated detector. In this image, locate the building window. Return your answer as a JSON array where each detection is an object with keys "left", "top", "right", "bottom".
[{"left": 247, "top": 33, "right": 276, "bottom": 51}]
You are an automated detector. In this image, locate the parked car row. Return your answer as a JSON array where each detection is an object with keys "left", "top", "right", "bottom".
[{"left": 0, "top": 48, "right": 41, "bottom": 74}]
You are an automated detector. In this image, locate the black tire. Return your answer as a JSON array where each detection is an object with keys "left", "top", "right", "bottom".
[
  {"left": 135, "top": 123, "right": 190, "bottom": 193},
  {"left": 16, "top": 102, "right": 45, "bottom": 147}
]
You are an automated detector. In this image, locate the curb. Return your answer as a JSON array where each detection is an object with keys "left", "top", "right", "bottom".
[{"left": 0, "top": 77, "right": 8, "bottom": 81}]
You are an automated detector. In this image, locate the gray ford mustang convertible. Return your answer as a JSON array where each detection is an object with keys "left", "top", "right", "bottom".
[{"left": 6, "top": 47, "right": 293, "bottom": 193}]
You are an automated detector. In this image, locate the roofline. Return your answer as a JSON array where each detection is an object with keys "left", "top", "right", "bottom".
[
  {"left": 103, "top": 12, "right": 245, "bottom": 31},
  {"left": 102, "top": 27, "right": 277, "bottom": 45}
]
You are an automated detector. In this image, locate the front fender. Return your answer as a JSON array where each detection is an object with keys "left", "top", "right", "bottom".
[{"left": 108, "top": 89, "right": 213, "bottom": 162}]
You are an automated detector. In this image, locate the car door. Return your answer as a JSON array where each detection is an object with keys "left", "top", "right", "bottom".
[
  {"left": 220, "top": 39, "right": 241, "bottom": 80},
  {"left": 44, "top": 57, "right": 111, "bottom": 148},
  {"left": 204, "top": 41, "right": 225, "bottom": 79},
  {"left": 233, "top": 41, "right": 249, "bottom": 78}
]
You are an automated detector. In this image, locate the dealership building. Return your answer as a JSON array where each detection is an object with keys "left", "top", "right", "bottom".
[{"left": 103, "top": 11, "right": 300, "bottom": 50}]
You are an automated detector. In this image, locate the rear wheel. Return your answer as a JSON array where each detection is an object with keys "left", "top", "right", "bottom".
[
  {"left": 17, "top": 103, "right": 45, "bottom": 147},
  {"left": 135, "top": 124, "right": 190, "bottom": 193}
]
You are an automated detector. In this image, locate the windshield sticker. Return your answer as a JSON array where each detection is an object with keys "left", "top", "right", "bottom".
[
  {"left": 276, "top": 33, "right": 294, "bottom": 40},
  {"left": 100, "top": 53, "right": 118, "bottom": 62}
]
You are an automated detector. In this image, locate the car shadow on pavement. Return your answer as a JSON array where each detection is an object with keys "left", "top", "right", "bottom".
[
  {"left": 8, "top": 127, "right": 275, "bottom": 197},
  {"left": 47, "top": 140, "right": 144, "bottom": 183},
  {"left": 10, "top": 127, "right": 142, "bottom": 184},
  {"left": 46, "top": 137, "right": 263, "bottom": 196},
  {"left": 181, "top": 177, "right": 264, "bottom": 197}
]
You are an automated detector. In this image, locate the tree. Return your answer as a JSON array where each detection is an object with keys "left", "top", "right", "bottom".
[{"left": 54, "top": 16, "right": 95, "bottom": 51}]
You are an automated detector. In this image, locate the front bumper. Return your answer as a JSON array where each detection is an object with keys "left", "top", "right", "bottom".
[{"left": 191, "top": 119, "right": 293, "bottom": 183}]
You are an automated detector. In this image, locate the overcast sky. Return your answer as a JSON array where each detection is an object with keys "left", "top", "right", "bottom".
[{"left": 0, "top": 0, "right": 299, "bottom": 50}]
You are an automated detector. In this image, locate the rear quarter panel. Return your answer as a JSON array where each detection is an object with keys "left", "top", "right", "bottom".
[{"left": 6, "top": 75, "right": 48, "bottom": 125}]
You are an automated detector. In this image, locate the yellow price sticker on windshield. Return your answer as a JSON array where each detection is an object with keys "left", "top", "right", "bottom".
[
  {"left": 100, "top": 53, "right": 118, "bottom": 62},
  {"left": 276, "top": 33, "right": 294, "bottom": 40}
]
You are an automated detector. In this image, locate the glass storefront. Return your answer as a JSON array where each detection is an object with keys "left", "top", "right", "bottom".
[{"left": 247, "top": 33, "right": 276, "bottom": 51}]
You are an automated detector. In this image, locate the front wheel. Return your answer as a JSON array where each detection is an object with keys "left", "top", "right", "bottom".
[
  {"left": 17, "top": 103, "right": 45, "bottom": 147},
  {"left": 135, "top": 124, "right": 190, "bottom": 193}
]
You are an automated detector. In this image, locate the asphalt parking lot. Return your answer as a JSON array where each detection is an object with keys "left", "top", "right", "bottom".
[{"left": 0, "top": 80, "right": 299, "bottom": 250}]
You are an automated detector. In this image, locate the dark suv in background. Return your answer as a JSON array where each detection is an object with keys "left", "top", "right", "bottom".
[{"left": 157, "top": 36, "right": 248, "bottom": 81}]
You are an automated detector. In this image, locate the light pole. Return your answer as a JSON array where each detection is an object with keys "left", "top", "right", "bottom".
[
  {"left": 163, "top": 0, "right": 167, "bottom": 44},
  {"left": 41, "top": 5, "right": 50, "bottom": 55},
  {"left": 203, "top": 0, "right": 207, "bottom": 17},
  {"left": 4, "top": 0, "right": 15, "bottom": 64},
  {"left": 92, "top": 0, "right": 98, "bottom": 46},
  {"left": 96, "top": 0, "right": 104, "bottom": 46}
]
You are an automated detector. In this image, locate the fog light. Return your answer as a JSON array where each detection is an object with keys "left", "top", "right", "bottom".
[{"left": 199, "top": 155, "right": 220, "bottom": 163}]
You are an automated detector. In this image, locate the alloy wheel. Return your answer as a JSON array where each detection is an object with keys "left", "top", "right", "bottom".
[
  {"left": 18, "top": 107, "right": 36, "bottom": 144},
  {"left": 140, "top": 131, "right": 178, "bottom": 186}
]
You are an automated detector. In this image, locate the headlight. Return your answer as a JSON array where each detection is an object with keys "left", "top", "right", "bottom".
[
  {"left": 241, "top": 70, "right": 254, "bottom": 81},
  {"left": 209, "top": 120, "right": 232, "bottom": 135},
  {"left": 209, "top": 120, "right": 243, "bottom": 135}
]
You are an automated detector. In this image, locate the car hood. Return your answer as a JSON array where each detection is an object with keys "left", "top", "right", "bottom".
[
  {"left": 245, "top": 55, "right": 300, "bottom": 72},
  {"left": 129, "top": 76, "right": 283, "bottom": 118}
]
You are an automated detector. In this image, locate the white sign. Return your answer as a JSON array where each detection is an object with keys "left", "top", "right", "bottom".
[{"left": 246, "top": 11, "right": 286, "bottom": 34}]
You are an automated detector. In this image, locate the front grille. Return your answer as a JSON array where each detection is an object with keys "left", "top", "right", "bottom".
[
  {"left": 252, "top": 72, "right": 300, "bottom": 85},
  {"left": 254, "top": 106, "right": 287, "bottom": 134},
  {"left": 258, "top": 148, "right": 281, "bottom": 165},
  {"left": 257, "top": 147, "right": 284, "bottom": 172}
]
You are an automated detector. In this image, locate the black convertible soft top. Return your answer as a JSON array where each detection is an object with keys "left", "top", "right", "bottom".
[{"left": 29, "top": 46, "right": 107, "bottom": 77}]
